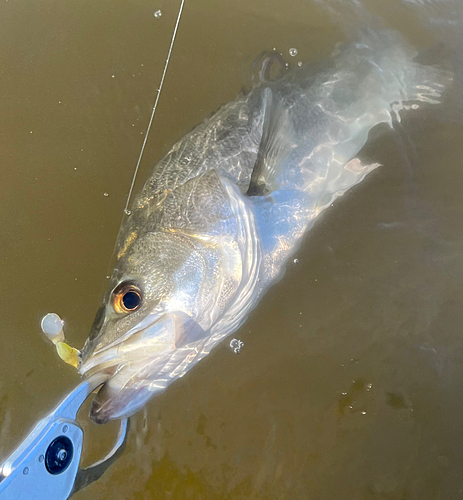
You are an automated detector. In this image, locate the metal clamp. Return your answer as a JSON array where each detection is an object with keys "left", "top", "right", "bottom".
[{"left": 0, "top": 375, "right": 129, "bottom": 500}]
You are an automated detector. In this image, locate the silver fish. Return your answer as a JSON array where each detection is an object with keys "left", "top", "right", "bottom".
[{"left": 80, "top": 31, "right": 451, "bottom": 423}]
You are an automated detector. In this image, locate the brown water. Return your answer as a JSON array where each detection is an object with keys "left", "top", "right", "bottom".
[{"left": 1, "top": 0, "right": 462, "bottom": 498}]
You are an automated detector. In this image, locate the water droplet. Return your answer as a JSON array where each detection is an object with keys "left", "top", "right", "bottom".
[
  {"left": 63, "top": 425, "right": 68, "bottom": 433},
  {"left": 293, "top": 258, "right": 299, "bottom": 264},
  {"left": 297, "top": 61, "right": 302, "bottom": 67},
  {"left": 23, "top": 467, "right": 29, "bottom": 475},
  {"left": 39, "top": 455, "right": 44, "bottom": 463},
  {"left": 154, "top": 9, "right": 162, "bottom": 18},
  {"left": 289, "top": 48, "right": 298, "bottom": 57},
  {"left": 230, "top": 338, "right": 244, "bottom": 354},
  {"left": 124, "top": 209, "right": 132, "bottom": 216},
  {"left": 103, "top": 192, "right": 109, "bottom": 197}
]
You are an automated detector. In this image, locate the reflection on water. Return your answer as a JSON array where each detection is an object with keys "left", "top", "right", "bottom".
[{"left": 0, "top": 0, "right": 462, "bottom": 499}]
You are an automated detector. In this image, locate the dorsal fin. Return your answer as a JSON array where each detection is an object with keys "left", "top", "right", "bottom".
[{"left": 247, "top": 88, "right": 296, "bottom": 196}]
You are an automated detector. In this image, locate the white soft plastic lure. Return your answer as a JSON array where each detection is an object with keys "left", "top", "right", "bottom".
[{"left": 41, "top": 313, "right": 80, "bottom": 369}]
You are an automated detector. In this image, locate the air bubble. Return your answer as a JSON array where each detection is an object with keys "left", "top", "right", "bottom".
[
  {"left": 124, "top": 209, "right": 132, "bottom": 216},
  {"left": 297, "top": 62, "right": 302, "bottom": 67},
  {"left": 289, "top": 48, "right": 298, "bottom": 57},
  {"left": 103, "top": 192, "right": 109, "bottom": 197},
  {"left": 293, "top": 258, "right": 299, "bottom": 264},
  {"left": 230, "top": 338, "right": 244, "bottom": 354},
  {"left": 154, "top": 9, "right": 162, "bottom": 18}
]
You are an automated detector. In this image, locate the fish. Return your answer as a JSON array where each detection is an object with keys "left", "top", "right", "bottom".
[{"left": 79, "top": 30, "right": 451, "bottom": 424}]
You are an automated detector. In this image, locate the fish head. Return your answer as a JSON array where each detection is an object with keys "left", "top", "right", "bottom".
[{"left": 80, "top": 172, "right": 245, "bottom": 423}]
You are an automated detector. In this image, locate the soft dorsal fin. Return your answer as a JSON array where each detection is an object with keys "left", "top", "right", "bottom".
[{"left": 247, "top": 88, "right": 296, "bottom": 196}]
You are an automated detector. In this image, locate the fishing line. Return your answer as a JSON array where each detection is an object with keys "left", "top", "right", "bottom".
[{"left": 123, "top": 0, "right": 186, "bottom": 215}]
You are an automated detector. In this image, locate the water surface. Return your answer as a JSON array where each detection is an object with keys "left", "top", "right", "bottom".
[{"left": 0, "top": 0, "right": 462, "bottom": 498}]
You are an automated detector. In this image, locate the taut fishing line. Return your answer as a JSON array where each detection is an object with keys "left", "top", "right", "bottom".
[{"left": 124, "top": 0, "right": 186, "bottom": 215}]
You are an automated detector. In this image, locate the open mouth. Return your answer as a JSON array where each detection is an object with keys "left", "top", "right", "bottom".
[
  {"left": 81, "top": 340, "right": 176, "bottom": 424},
  {"left": 79, "top": 330, "right": 170, "bottom": 424},
  {"left": 79, "top": 311, "right": 210, "bottom": 423}
]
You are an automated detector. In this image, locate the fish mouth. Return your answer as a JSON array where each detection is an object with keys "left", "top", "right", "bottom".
[
  {"left": 79, "top": 316, "right": 171, "bottom": 383},
  {"left": 79, "top": 315, "right": 173, "bottom": 422},
  {"left": 79, "top": 311, "right": 208, "bottom": 423}
]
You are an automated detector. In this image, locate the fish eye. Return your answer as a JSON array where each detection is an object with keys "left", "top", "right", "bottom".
[
  {"left": 122, "top": 291, "right": 141, "bottom": 310},
  {"left": 112, "top": 281, "right": 143, "bottom": 313}
]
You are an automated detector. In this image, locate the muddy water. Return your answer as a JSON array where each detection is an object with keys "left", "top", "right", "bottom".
[{"left": 1, "top": 0, "right": 462, "bottom": 498}]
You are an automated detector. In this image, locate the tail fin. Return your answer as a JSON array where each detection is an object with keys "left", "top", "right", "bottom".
[{"left": 306, "top": 30, "right": 453, "bottom": 209}]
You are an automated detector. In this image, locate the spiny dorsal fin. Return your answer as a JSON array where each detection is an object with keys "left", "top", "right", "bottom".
[{"left": 247, "top": 87, "right": 296, "bottom": 196}]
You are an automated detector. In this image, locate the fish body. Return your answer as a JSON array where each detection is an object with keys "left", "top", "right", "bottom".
[{"left": 80, "top": 31, "right": 450, "bottom": 423}]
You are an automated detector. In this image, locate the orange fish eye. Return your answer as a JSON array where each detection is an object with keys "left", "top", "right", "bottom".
[{"left": 112, "top": 282, "right": 143, "bottom": 313}]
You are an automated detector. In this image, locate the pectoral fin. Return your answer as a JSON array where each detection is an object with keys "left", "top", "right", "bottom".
[{"left": 247, "top": 87, "right": 296, "bottom": 196}]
